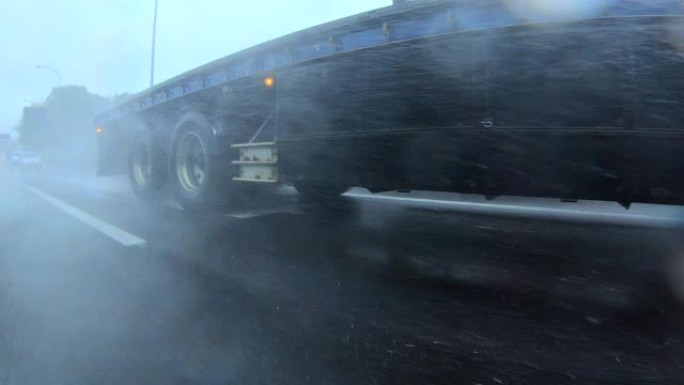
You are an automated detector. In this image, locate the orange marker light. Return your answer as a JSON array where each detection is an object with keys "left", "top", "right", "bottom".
[
  {"left": 95, "top": 127, "right": 103, "bottom": 134},
  {"left": 264, "top": 76, "right": 275, "bottom": 88}
]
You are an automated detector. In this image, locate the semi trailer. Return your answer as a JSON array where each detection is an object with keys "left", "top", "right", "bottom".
[{"left": 96, "top": 0, "right": 684, "bottom": 212}]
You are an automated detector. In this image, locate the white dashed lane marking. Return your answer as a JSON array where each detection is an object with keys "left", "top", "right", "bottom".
[{"left": 28, "top": 186, "right": 146, "bottom": 247}]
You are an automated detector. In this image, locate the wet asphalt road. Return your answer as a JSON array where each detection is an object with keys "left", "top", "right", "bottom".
[{"left": 1, "top": 165, "right": 683, "bottom": 384}]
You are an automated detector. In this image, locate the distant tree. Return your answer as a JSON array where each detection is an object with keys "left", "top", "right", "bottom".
[
  {"left": 15, "top": 106, "right": 50, "bottom": 150},
  {"left": 14, "top": 86, "right": 135, "bottom": 169},
  {"left": 16, "top": 86, "right": 112, "bottom": 150},
  {"left": 46, "top": 86, "right": 111, "bottom": 142},
  {"left": 111, "top": 92, "right": 133, "bottom": 104}
]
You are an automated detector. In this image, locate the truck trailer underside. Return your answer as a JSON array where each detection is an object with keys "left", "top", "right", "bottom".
[{"left": 96, "top": 2, "right": 684, "bottom": 210}]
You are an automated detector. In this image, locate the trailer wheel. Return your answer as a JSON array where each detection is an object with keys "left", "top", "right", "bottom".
[
  {"left": 170, "top": 120, "right": 228, "bottom": 213},
  {"left": 128, "top": 132, "right": 166, "bottom": 199}
]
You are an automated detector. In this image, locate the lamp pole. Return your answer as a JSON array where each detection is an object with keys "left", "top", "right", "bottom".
[
  {"left": 150, "top": 0, "right": 159, "bottom": 87},
  {"left": 36, "top": 65, "right": 61, "bottom": 87}
]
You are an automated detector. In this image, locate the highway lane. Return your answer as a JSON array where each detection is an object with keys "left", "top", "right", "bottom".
[
  {"left": 0, "top": 169, "right": 187, "bottom": 383},
  {"left": 1, "top": 164, "right": 684, "bottom": 384}
]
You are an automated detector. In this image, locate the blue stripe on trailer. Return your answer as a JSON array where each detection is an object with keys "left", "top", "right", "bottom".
[{"left": 94, "top": 0, "right": 684, "bottom": 126}]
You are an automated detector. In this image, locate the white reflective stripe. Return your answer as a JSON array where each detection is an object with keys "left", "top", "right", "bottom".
[
  {"left": 28, "top": 186, "right": 146, "bottom": 247},
  {"left": 227, "top": 205, "right": 303, "bottom": 219},
  {"left": 346, "top": 191, "right": 684, "bottom": 229}
]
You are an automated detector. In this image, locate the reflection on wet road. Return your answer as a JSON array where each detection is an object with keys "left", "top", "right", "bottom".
[{"left": 1, "top": 165, "right": 683, "bottom": 384}]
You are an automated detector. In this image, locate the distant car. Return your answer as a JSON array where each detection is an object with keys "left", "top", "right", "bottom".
[
  {"left": 18, "top": 152, "right": 42, "bottom": 170},
  {"left": 9, "top": 151, "right": 24, "bottom": 166}
]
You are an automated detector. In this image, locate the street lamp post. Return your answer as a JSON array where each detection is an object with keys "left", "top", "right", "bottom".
[
  {"left": 150, "top": 0, "right": 159, "bottom": 87},
  {"left": 36, "top": 65, "right": 61, "bottom": 88}
]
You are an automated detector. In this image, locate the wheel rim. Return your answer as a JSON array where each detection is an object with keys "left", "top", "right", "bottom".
[
  {"left": 132, "top": 142, "right": 151, "bottom": 187},
  {"left": 176, "top": 132, "right": 206, "bottom": 194}
]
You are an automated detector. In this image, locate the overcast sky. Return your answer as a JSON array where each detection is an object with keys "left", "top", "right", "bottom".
[{"left": 1, "top": 0, "right": 389, "bottom": 134}]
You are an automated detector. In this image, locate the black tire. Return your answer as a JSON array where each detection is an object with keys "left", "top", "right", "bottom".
[
  {"left": 170, "top": 119, "right": 229, "bottom": 213},
  {"left": 128, "top": 132, "right": 166, "bottom": 200}
]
